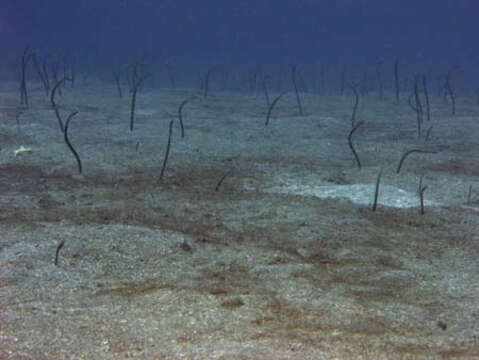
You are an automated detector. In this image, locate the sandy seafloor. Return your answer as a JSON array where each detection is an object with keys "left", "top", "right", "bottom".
[{"left": 0, "top": 79, "right": 478, "bottom": 359}]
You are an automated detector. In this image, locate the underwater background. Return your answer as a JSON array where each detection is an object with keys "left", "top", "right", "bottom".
[{"left": 1, "top": 0, "right": 478, "bottom": 84}]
